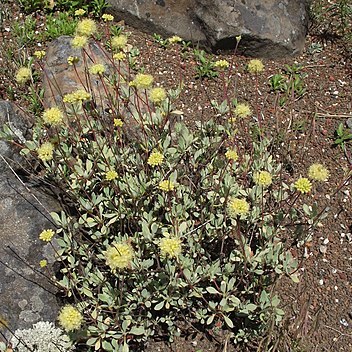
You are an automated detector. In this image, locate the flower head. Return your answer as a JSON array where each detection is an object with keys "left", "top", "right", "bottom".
[
  {"left": 131, "top": 73, "right": 154, "bottom": 89},
  {"left": 89, "top": 63, "right": 105, "bottom": 75},
  {"left": 105, "top": 242, "right": 134, "bottom": 271},
  {"left": 308, "top": 163, "right": 329, "bottom": 182},
  {"left": 102, "top": 14, "right": 114, "bottom": 21},
  {"left": 159, "top": 180, "right": 175, "bottom": 192},
  {"left": 40, "top": 259, "right": 48, "bottom": 268},
  {"left": 113, "top": 52, "right": 126, "bottom": 61},
  {"left": 159, "top": 234, "right": 182, "bottom": 258},
  {"left": 43, "top": 107, "right": 64, "bottom": 126},
  {"left": 58, "top": 305, "right": 83, "bottom": 332},
  {"left": 71, "top": 35, "right": 88, "bottom": 48},
  {"left": 168, "top": 35, "right": 182, "bottom": 44},
  {"left": 105, "top": 170, "right": 118, "bottom": 181},
  {"left": 294, "top": 177, "right": 312, "bottom": 194},
  {"left": 228, "top": 198, "right": 250, "bottom": 217},
  {"left": 113, "top": 118, "right": 124, "bottom": 127},
  {"left": 147, "top": 151, "right": 164, "bottom": 166},
  {"left": 34, "top": 50, "right": 46, "bottom": 59},
  {"left": 74, "top": 8, "right": 86, "bottom": 16},
  {"left": 149, "top": 87, "right": 166, "bottom": 104},
  {"left": 15, "top": 67, "right": 31, "bottom": 85},
  {"left": 39, "top": 229, "right": 55, "bottom": 242},
  {"left": 214, "top": 59, "right": 230, "bottom": 70},
  {"left": 63, "top": 89, "right": 91, "bottom": 103},
  {"left": 225, "top": 149, "right": 238, "bottom": 161},
  {"left": 111, "top": 35, "right": 128, "bottom": 50},
  {"left": 37, "top": 142, "right": 54, "bottom": 162},
  {"left": 247, "top": 59, "right": 264, "bottom": 74},
  {"left": 234, "top": 103, "right": 251, "bottom": 118},
  {"left": 67, "top": 56, "right": 79, "bottom": 65},
  {"left": 253, "top": 170, "right": 272, "bottom": 187},
  {"left": 76, "top": 19, "right": 96, "bottom": 37}
]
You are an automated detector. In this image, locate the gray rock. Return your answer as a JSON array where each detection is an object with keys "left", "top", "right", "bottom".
[
  {"left": 0, "top": 101, "right": 30, "bottom": 170},
  {"left": 106, "top": 0, "right": 309, "bottom": 58},
  {"left": 0, "top": 170, "right": 61, "bottom": 342}
]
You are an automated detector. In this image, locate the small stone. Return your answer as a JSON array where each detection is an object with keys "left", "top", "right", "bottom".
[{"left": 340, "top": 318, "right": 349, "bottom": 327}]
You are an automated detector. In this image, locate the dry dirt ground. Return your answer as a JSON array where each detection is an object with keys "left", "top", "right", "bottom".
[{"left": 0, "top": 1, "right": 351, "bottom": 351}]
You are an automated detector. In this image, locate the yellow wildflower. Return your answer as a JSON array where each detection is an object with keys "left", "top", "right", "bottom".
[
  {"left": 225, "top": 149, "right": 238, "bottom": 161},
  {"left": 71, "top": 35, "right": 88, "bottom": 48},
  {"left": 34, "top": 50, "right": 46, "bottom": 59},
  {"left": 308, "top": 163, "right": 329, "bottom": 182},
  {"left": 111, "top": 35, "right": 128, "bottom": 50},
  {"left": 105, "top": 170, "right": 118, "bottom": 181},
  {"left": 89, "top": 63, "right": 105, "bottom": 75},
  {"left": 228, "top": 198, "right": 250, "bottom": 217},
  {"left": 58, "top": 305, "right": 83, "bottom": 332},
  {"left": 67, "top": 56, "right": 79, "bottom": 65},
  {"left": 159, "top": 234, "right": 182, "bottom": 258},
  {"left": 76, "top": 19, "right": 97, "bottom": 37},
  {"left": 113, "top": 52, "right": 126, "bottom": 61},
  {"left": 37, "top": 142, "right": 54, "bottom": 162},
  {"left": 39, "top": 229, "right": 55, "bottom": 242},
  {"left": 42, "top": 107, "right": 63, "bottom": 126},
  {"left": 102, "top": 14, "right": 114, "bottom": 21},
  {"left": 105, "top": 242, "right": 134, "bottom": 271},
  {"left": 147, "top": 151, "right": 164, "bottom": 166},
  {"left": 74, "top": 9, "right": 86, "bottom": 16},
  {"left": 149, "top": 87, "right": 166, "bottom": 104},
  {"left": 15, "top": 67, "right": 31, "bottom": 85},
  {"left": 214, "top": 59, "right": 230, "bottom": 69},
  {"left": 63, "top": 89, "right": 91, "bottom": 103},
  {"left": 114, "top": 118, "right": 124, "bottom": 127},
  {"left": 40, "top": 259, "right": 48, "bottom": 268},
  {"left": 234, "top": 103, "right": 251, "bottom": 118},
  {"left": 253, "top": 170, "right": 272, "bottom": 187},
  {"left": 168, "top": 35, "right": 182, "bottom": 44},
  {"left": 294, "top": 177, "right": 312, "bottom": 194},
  {"left": 131, "top": 73, "right": 154, "bottom": 89},
  {"left": 158, "top": 180, "right": 175, "bottom": 192},
  {"left": 247, "top": 59, "right": 264, "bottom": 74}
]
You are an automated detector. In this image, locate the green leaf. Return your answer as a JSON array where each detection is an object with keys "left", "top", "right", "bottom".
[
  {"left": 129, "top": 326, "right": 145, "bottom": 335},
  {"left": 154, "top": 301, "right": 164, "bottom": 310},
  {"left": 223, "top": 315, "right": 234, "bottom": 328},
  {"left": 206, "top": 287, "right": 220, "bottom": 294}
]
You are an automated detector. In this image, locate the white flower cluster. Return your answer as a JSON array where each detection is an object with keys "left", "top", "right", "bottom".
[{"left": 10, "top": 321, "right": 74, "bottom": 352}]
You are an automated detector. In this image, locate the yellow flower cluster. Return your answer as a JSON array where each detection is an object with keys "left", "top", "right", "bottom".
[
  {"left": 76, "top": 19, "right": 96, "bottom": 37},
  {"left": 37, "top": 142, "right": 54, "bottom": 162},
  {"left": 67, "top": 56, "right": 79, "bottom": 65},
  {"left": 105, "top": 170, "right": 118, "bottom": 180},
  {"left": 113, "top": 52, "right": 126, "bottom": 61},
  {"left": 147, "top": 151, "right": 164, "bottom": 166},
  {"left": 131, "top": 73, "right": 154, "bottom": 89},
  {"left": 294, "top": 177, "right": 312, "bottom": 194},
  {"left": 105, "top": 242, "right": 134, "bottom": 271},
  {"left": 39, "top": 259, "right": 47, "bottom": 268},
  {"left": 102, "top": 14, "right": 114, "bottom": 21},
  {"left": 253, "top": 170, "right": 272, "bottom": 187},
  {"left": 168, "top": 35, "right": 182, "bottom": 44},
  {"left": 42, "top": 107, "right": 63, "bottom": 126},
  {"left": 149, "top": 87, "right": 166, "bottom": 104},
  {"left": 214, "top": 59, "right": 230, "bottom": 69},
  {"left": 308, "top": 163, "right": 329, "bottom": 182},
  {"left": 114, "top": 118, "right": 124, "bottom": 127},
  {"left": 159, "top": 235, "right": 182, "bottom": 258},
  {"left": 247, "top": 59, "right": 264, "bottom": 74},
  {"left": 234, "top": 103, "right": 251, "bottom": 118},
  {"left": 74, "top": 8, "right": 86, "bottom": 16},
  {"left": 71, "top": 35, "right": 88, "bottom": 48},
  {"left": 63, "top": 89, "right": 91, "bottom": 103},
  {"left": 15, "top": 67, "right": 31, "bottom": 85},
  {"left": 111, "top": 35, "right": 128, "bottom": 50},
  {"left": 159, "top": 180, "right": 175, "bottom": 192},
  {"left": 228, "top": 198, "right": 250, "bottom": 217},
  {"left": 89, "top": 63, "right": 105, "bottom": 75},
  {"left": 34, "top": 50, "right": 46, "bottom": 59},
  {"left": 39, "top": 229, "right": 55, "bottom": 242},
  {"left": 225, "top": 149, "right": 238, "bottom": 161},
  {"left": 58, "top": 305, "right": 83, "bottom": 332}
]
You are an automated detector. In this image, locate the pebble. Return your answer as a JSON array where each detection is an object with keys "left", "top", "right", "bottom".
[{"left": 340, "top": 318, "right": 349, "bottom": 327}]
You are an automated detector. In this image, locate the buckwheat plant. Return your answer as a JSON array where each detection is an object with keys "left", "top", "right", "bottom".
[{"left": 2, "top": 18, "right": 333, "bottom": 352}]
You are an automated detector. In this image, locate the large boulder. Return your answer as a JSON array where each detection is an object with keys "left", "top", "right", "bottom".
[{"left": 107, "top": 0, "right": 310, "bottom": 58}]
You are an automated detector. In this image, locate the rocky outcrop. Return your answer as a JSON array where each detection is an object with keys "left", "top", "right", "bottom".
[
  {"left": 106, "top": 0, "right": 309, "bottom": 58},
  {"left": 0, "top": 101, "right": 61, "bottom": 342}
]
